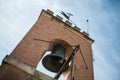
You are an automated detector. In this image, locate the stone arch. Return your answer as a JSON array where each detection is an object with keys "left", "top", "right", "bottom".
[{"left": 36, "top": 39, "right": 74, "bottom": 80}]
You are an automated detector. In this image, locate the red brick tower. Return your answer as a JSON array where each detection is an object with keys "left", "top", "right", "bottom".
[{"left": 0, "top": 9, "right": 94, "bottom": 80}]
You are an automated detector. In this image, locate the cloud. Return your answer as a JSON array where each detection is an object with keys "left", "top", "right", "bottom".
[
  {"left": 93, "top": 40, "right": 120, "bottom": 80},
  {"left": 0, "top": 0, "right": 65, "bottom": 66},
  {"left": 0, "top": 0, "right": 120, "bottom": 80}
]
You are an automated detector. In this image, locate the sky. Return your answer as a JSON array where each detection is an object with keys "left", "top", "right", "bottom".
[{"left": 0, "top": 0, "right": 120, "bottom": 80}]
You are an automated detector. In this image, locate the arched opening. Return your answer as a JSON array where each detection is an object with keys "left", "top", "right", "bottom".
[{"left": 35, "top": 39, "right": 73, "bottom": 80}]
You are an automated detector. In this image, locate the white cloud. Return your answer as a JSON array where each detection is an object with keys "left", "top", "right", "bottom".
[
  {"left": 93, "top": 45, "right": 120, "bottom": 80},
  {"left": 0, "top": 0, "right": 66, "bottom": 67},
  {"left": 0, "top": 0, "right": 120, "bottom": 80}
]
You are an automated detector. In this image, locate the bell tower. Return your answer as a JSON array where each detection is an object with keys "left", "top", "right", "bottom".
[{"left": 0, "top": 9, "right": 94, "bottom": 80}]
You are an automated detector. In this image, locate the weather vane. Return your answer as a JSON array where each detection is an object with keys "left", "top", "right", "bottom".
[
  {"left": 61, "top": 11, "right": 73, "bottom": 20},
  {"left": 61, "top": 11, "right": 76, "bottom": 26}
]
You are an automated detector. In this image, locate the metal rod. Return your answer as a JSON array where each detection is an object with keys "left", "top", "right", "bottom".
[
  {"left": 86, "top": 19, "right": 89, "bottom": 34},
  {"left": 79, "top": 46, "right": 88, "bottom": 69},
  {"left": 70, "top": 55, "right": 75, "bottom": 80},
  {"left": 54, "top": 45, "right": 79, "bottom": 79},
  {"left": 33, "top": 38, "right": 77, "bottom": 47},
  {"left": 33, "top": 38, "right": 54, "bottom": 43}
]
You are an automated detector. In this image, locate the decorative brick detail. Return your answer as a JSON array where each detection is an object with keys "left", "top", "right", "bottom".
[
  {"left": 82, "top": 31, "right": 89, "bottom": 36},
  {"left": 65, "top": 20, "right": 72, "bottom": 26},
  {"left": 74, "top": 26, "right": 81, "bottom": 32},
  {"left": 47, "top": 9, "right": 54, "bottom": 15},
  {"left": 56, "top": 15, "right": 63, "bottom": 21}
]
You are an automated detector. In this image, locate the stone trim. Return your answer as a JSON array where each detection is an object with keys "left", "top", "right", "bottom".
[{"left": 2, "top": 55, "right": 35, "bottom": 75}]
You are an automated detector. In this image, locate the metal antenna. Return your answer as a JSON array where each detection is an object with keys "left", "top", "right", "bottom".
[{"left": 86, "top": 19, "right": 89, "bottom": 34}]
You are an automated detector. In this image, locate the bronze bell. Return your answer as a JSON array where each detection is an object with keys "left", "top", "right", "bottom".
[{"left": 42, "top": 44, "right": 68, "bottom": 73}]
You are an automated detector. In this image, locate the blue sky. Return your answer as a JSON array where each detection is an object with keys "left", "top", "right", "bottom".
[{"left": 0, "top": 0, "right": 120, "bottom": 80}]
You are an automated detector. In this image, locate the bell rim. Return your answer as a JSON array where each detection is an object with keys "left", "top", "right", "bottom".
[{"left": 42, "top": 54, "right": 66, "bottom": 73}]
